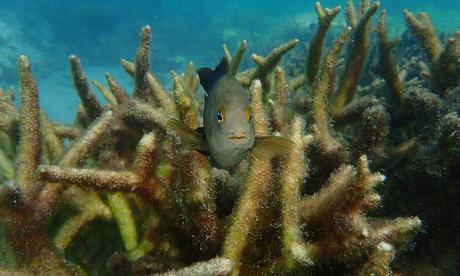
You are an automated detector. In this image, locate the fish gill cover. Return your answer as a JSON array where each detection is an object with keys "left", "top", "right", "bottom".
[{"left": 0, "top": 0, "right": 459, "bottom": 275}]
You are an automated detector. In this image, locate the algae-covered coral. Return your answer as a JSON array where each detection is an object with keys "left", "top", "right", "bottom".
[{"left": 0, "top": 0, "right": 459, "bottom": 275}]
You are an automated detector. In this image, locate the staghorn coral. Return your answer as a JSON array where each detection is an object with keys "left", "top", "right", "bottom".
[
  {"left": 376, "top": 10, "right": 404, "bottom": 106},
  {"left": 403, "top": 9, "right": 460, "bottom": 92},
  {"left": 2, "top": 0, "right": 460, "bottom": 275},
  {"left": 330, "top": 0, "right": 380, "bottom": 117},
  {"left": 379, "top": 17, "right": 460, "bottom": 275}
]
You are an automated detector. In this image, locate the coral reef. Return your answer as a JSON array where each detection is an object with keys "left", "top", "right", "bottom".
[{"left": 0, "top": 0, "right": 459, "bottom": 275}]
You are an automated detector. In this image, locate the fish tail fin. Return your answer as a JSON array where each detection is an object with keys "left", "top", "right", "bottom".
[
  {"left": 252, "top": 136, "right": 295, "bottom": 160},
  {"left": 166, "top": 118, "right": 208, "bottom": 152}
]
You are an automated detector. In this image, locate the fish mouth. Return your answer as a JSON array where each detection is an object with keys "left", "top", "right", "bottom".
[{"left": 228, "top": 135, "right": 247, "bottom": 141}]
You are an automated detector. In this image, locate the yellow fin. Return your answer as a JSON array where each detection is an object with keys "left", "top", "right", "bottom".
[
  {"left": 252, "top": 136, "right": 295, "bottom": 160},
  {"left": 166, "top": 118, "right": 208, "bottom": 151}
]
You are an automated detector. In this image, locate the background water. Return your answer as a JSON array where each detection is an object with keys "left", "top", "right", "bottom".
[{"left": 0, "top": 0, "right": 459, "bottom": 123}]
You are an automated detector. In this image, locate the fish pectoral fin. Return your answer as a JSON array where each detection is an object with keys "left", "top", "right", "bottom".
[
  {"left": 166, "top": 118, "right": 208, "bottom": 152},
  {"left": 252, "top": 136, "right": 294, "bottom": 160}
]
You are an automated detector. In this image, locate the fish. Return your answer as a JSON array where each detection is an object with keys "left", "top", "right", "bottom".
[{"left": 166, "top": 57, "right": 293, "bottom": 169}]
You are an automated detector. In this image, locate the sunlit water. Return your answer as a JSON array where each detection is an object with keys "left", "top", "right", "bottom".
[{"left": 0, "top": 0, "right": 459, "bottom": 122}]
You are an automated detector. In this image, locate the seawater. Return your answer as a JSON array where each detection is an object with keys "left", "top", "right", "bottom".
[{"left": 0, "top": 0, "right": 459, "bottom": 122}]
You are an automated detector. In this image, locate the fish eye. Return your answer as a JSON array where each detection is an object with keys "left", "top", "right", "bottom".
[
  {"left": 245, "top": 107, "right": 253, "bottom": 123},
  {"left": 216, "top": 109, "right": 225, "bottom": 124}
]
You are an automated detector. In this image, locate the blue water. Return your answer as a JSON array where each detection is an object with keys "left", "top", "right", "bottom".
[{"left": 0, "top": 0, "right": 459, "bottom": 122}]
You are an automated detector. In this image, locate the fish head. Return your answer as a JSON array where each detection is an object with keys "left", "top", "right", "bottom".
[{"left": 205, "top": 76, "right": 255, "bottom": 168}]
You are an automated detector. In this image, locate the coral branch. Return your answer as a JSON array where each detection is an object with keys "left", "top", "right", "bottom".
[
  {"left": 222, "top": 155, "right": 272, "bottom": 274},
  {"left": 346, "top": 0, "right": 357, "bottom": 28},
  {"left": 146, "top": 72, "right": 178, "bottom": 117},
  {"left": 306, "top": 3, "right": 341, "bottom": 84},
  {"left": 432, "top": 31, "right": 460, "bottom": 91},
  {"left": 0, "top": 147, "right": 14, "bottom": 180},
  {"left": 134, "top": 25, "right": 152, "bottom": 101},
  {"left": 119, "top": 99, "right": 168, "bottom": 130},
  {"left": 270, "top": 67, "right": 289, "bottom": 134},
  {"left": 183, "top": 61, "right": 200, "bottom": 96},
  {"left": 52, "top": 124, "right": 82, "bottom": 139},
  {"left": 36, "top": 111, "right": 114, "bottom": 220},
  {"left": 133, "top": 132, "right": 157, "bottom": 181},
  {"left": 355, "top": 242, "right": 395, "bottom": 275},
  {"left": 249, "top": 79, "right": 269, "bottom": 134},
  {"left": 121, "top": 58, "right": 136, "bottom": 77},
  {"left": 370, "top": 217, "right": 422, "bottom": 251},
  {"left": 301, "top": 155, "right": 385, "bottom": 225},
  {"left": 0, "top": 188, "right": 78, "bottom": 274},
  {"left": 356, "top": 105, "right": 390, "bottom": 161},
  {"left": 223, "top": 44, "right": 232, "bottom": 63},
  {"left": 105, "top": 72, "right": 129, "bottom": 104},
  {"left": 63, "top": 111, "right": 113, "bottom": 167},
  {"left": 238, "top": 39, "right": 298, "bottom": 86},
  {"left": 107, "top": 192, "right": 139, "bottom": 253},
  {"left": 377, "top": 10, "right": 404, "bottom": 105},
  {"left": 390, "top": 138, "right": 420, "bottom": 161},
  {"left": 297, "top": 155, "right": 416, "bottom": 267},
  {"left": 301, "top": 165, "right": 355, "bottom": 223},
  {"left": 54, "top": 186, "right": 111, "bottom": 250},
  {"left": 37, "top": 166, "right": 141, "bottom": 191},
  {"left": 223, "top": 80, "right": 272, "bottom": 273},
  {"left": 54, "top": 210, "right": 98, "bottom": 250},
  {"left": 288, "top": 75, "right": 306, "bottom": 92},
  {"left": 0, "top": 131, "right": 15, "bottom": 162},
  {"left": 158, "top": 257, "right": 233, "bottom": 276},
  {"left": 331, "top": 2, "right": 379, "bottom": 116},
  {"left": 69, "top": 55, "right": 103, "bottom": 121},
  {"left": 172, "top": 71, "right": 198, "bottom": 127},
  {"left": 280, "top": 117, "right": 312, "bottom": 266},
  {"left": 169, "top": 69, "right": 219, "bottom": 249},
  {"left": 333, "top": 96, "right": 379, "bottom": 124},
  {"left": 40, "top": 111, "right": 64, "bottom": 162},
  {"left": 0, "top": 91, "right": 16, "bottom": 134},
  {"left": 226, "top": 40, "right": 248, "bottom": 76},
  {"left": 311, "top": 27, "right": 351, "bottom": 154},
  {"left": 403, "top": 10, "right": 441, "bottom": 63},
  {"left": 15, "top": 55, "right": 41, "bottom": 203},
  {"left": 92, "top": 78, "right": 117, "bottom": 105}
]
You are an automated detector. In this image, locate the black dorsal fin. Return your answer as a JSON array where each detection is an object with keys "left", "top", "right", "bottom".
[{"left": 196, "top": 57, "right": 229, "bottom": 93}]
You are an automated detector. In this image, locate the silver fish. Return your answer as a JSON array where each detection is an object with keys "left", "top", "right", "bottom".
[{"left": 167, "top": 57, "right": 292, "bottom": 169}]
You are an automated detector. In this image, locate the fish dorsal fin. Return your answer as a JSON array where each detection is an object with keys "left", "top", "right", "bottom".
[{"left": 196, "top": 57, "right": 229, "bottom": 93}]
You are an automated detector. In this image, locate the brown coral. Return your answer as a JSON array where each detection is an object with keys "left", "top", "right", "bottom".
[{"left": 1, "top": 1, "right": 445, "bottom": 275}]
